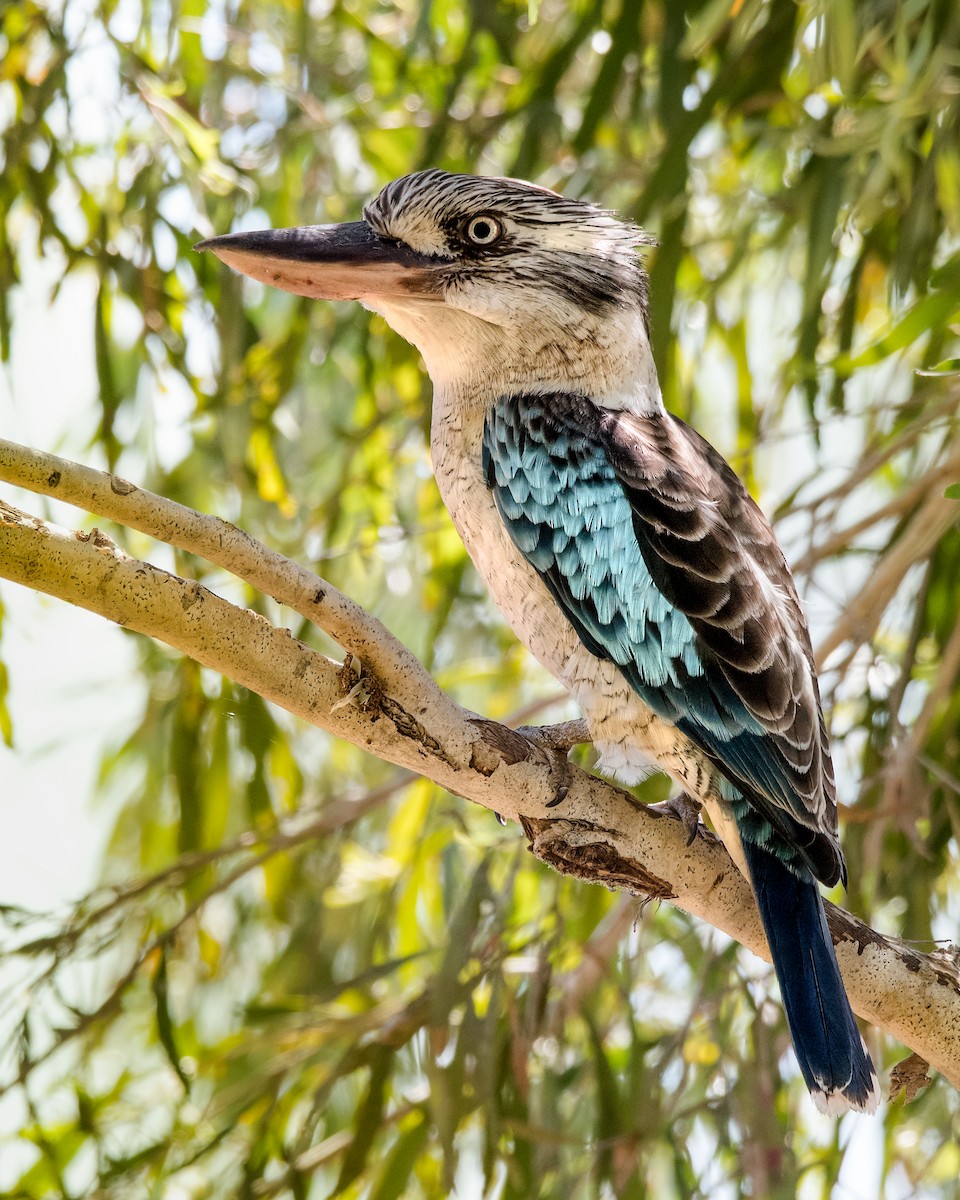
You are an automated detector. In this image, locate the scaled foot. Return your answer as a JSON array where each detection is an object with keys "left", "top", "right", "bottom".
[
  {"left": 515, "top": 719, "right": 590, "bottom": 808},
  {"left": 647, "top": 792, "right": 702, "bottom": 845}
]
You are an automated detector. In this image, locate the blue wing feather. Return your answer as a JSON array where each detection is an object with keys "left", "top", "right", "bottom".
[
  {"left": 484, "top": 397, "right": 763, "bottom": 735},
  {"left": 482, "top": 393, "right": 840, "bottom": 882}
]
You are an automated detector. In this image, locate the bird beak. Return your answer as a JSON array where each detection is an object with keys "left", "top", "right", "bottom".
[{"left": 194, "top": 221, "right": 442, "bottom": 301}]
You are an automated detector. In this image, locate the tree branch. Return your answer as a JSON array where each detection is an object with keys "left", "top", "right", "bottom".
[
  {"left": 2, "top": 440, "right": 959, "bottom": 1095},
  {"left": 0, "top": 437, "right": 475, "bottom": 756}
]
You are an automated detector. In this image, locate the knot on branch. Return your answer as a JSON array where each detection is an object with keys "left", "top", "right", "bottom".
[
  {"left": 333, "top": 655, "right": 461, "bottom": 769},
  {"left": 522, "top": 816, "right": 675, "bottom": 902},
  {"left": 75, "top": 526, "right": 122, "bottom": 555},
  {"left": 889, "top": 1053, "right": 932, "bottom": 1103},
  {"left": 468, "top": 718, "right": 554, "bottom": 775}
]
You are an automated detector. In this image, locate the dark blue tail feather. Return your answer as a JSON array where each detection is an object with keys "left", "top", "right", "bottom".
[{"left": 741, "top": 839, "right": 879, "bottom": 1114}]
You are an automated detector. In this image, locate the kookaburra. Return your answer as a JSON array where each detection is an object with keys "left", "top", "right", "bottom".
[{"left": 198, "top": 169, "right": 879, "bottom": 1114}]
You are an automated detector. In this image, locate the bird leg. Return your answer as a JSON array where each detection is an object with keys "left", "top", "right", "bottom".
[
  {"left": 646, "top": 791, "right": 702, "bottom": 845},
  {"left": 514, "top": 717, "right": 591, "bottom": 753}
]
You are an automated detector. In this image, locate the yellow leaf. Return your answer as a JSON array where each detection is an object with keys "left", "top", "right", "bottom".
[{"left": 683, "top": 1034, "right": 721, "bottom": 1066}]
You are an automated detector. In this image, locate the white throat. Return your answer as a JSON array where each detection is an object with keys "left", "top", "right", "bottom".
[{"left": 368, "top": 296, "right": 665, "bottom": 418}]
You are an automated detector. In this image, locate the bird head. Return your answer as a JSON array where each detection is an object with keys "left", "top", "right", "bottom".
[{"left": 197, "top": 170, "right": 657, "bottom": 405}]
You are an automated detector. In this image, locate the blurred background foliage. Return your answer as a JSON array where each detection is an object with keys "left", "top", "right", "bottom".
[{"left": 1, "top": 0, "right": 960, "bottom": 1195}]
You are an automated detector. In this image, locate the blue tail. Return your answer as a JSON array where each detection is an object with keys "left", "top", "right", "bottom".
[{"left": 741, "top": 839, "right": 879, "bottom": 1114}]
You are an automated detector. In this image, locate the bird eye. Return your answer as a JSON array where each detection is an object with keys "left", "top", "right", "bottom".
[{"left": 463, "top": 215, "right": 503, "bottom": 246}]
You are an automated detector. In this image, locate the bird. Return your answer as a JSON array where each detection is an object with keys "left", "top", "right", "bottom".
[{"left": 197, "top": 169, "right": 880, "bottom": 1115}]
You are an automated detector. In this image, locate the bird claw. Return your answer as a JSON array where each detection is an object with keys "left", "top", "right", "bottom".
[
  {"left": 647, "top": 792, "right": 702, "bottom": 845},
  {"left": 545, "top": 781, "right": 569, "bottom": 809}
]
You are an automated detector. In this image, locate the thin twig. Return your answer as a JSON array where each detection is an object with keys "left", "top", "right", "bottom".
[{"left": 816, "top": 489, "right": 958, "bottom": 667}]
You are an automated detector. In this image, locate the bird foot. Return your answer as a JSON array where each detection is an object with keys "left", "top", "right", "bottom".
[
  {"left": 515, "top": 720, "right": 590, "bottom": 809},
  {"left": 469, "top": 717, "right": 588, "bottom": 812},
  {"left": 647, "top": 792, "right": 702, "bottom": 846}
]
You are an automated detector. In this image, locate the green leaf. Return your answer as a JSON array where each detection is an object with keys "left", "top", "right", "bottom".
[
  {"left": 368, "top": 1115, "right": 429, "bottom": 1200},
  {"left": 152, "top": 947, "right": 190, "bottom": 1092},
  {"left": 334, "top": 1046, "right": 393, "bottom": 1194},
  {"left": 917, "top": 358, "right": 960, "bottom": 377},
  {"left": 836, "top": 290, "right": 960, "bottom": 370}
]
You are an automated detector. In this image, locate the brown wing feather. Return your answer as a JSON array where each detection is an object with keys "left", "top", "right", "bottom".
[{"left": 599, "top": 409, "right": 838, "bottom": 844}]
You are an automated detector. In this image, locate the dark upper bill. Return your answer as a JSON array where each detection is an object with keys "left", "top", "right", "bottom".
[{"left": 194, "top": 220, "right": 442, "bottom": 301}]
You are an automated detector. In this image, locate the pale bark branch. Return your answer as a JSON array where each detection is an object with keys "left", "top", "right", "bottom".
[
  {"left": 1, "top": 440, "right": 959, "bottom": 1096},
  {"left": 0, "top": 437, "right": 474, "bottom": 756}
]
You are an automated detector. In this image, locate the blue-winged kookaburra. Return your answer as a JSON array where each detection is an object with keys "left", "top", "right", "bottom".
[{"left": 198, "top": 170, "right": 880, "bottom": 1114}]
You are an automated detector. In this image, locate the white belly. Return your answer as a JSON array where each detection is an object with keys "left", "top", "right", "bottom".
[{"left": 431, "top": 405, "right": 714, "bottom": 793}]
